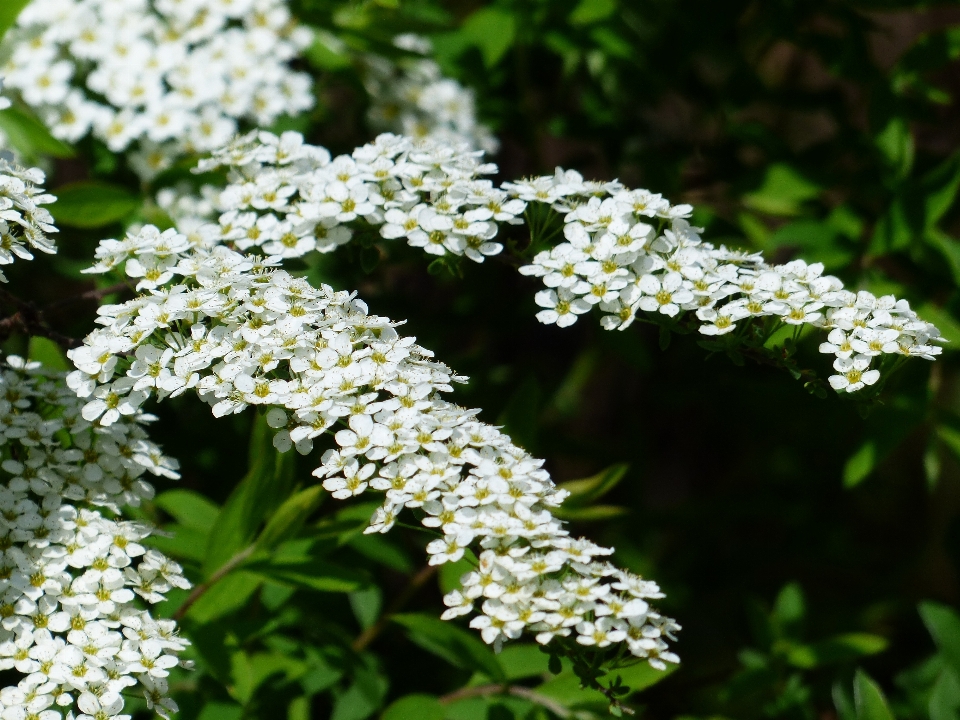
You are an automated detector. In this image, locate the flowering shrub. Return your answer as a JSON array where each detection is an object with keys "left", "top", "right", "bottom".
[{"left": 0, "top": 1, "right": 957, "bottom": 719}]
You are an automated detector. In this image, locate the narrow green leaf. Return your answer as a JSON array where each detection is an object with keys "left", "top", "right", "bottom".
[
  {"left": 854, "top": 669, "right": 895, "bottom": 720},
  {"left": 921, "top": 602, "right": 960, "bottom": 678},
  {"left": 772, "top": 582, "right": 805, "bottom": 639},
  {"left": 0, "top": 0, "right": 31, "bottom": 40},
  {"left": 247, "top": 556, "right": 368, "bottom": 593},
  {"left": 48, "top": 181, "right": 140, "bottom": 228},
  {"left": 461, "top": 8, "right": 516, "bottom": 67},
  {"left": 27, "top": 337, "right": 68, "bottom": 371},
  {"left": 557, "top": 463, "right": 629, "bottom": 508},
  {"left": 382, "top": 694, "right": 445, "bottom": 720},
  {"left": 0, "top": 107, "right": 75, "bottom": 159},
  {"left": 843, "top": 442, "right": 877, "bottom": 489},
  {"left": 569, "top": 0, "right": 617, "bottom": 25},
  {"left": 787, "top": 634, "right": 888, "bottom": 669},
  {"left": 497, "top": 644, "right": 551, "bottom": 680},
  {"left": 392, "top": 612, "right": 505, "bottom": 682},
  {"left": 155, "top": 490, "right": 220, "bottom": 532},
  {"left": 186, "top": 571, "right": 262, "bottom": 623},
  {"left": 255, "top": 485, "right": 324, "bottom": 551},
  {"left": 204, "top": 415, "right": 295, "bottom": 576}
]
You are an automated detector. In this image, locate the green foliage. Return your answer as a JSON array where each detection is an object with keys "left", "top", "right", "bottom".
[{"left": 12, "top": 0, "right": 960, "bottom": 717}]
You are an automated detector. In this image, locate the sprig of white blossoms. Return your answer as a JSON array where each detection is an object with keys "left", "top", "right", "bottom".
[
  {"left": 504, "top": 172, "right": 944, "bottom": 393},
  {"left": 67, "top": 231, "right": 681, "bottom": 669},
  {"left": 363, "top": 35, "right": 499, "bottom": 154},
  {"left": 0, "top": 157, "right": 57, "bottom": 282},
  {"left": 0, "top": 0, "right": 314, "bottom": 178},
  {"left": 0, "top": 356, "right": 187, "bottom": 720},
  {"left": 130, "top": 130, "right": 943, "bottom": 394}
]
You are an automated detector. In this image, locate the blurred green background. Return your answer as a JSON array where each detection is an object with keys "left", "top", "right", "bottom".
[{"left": 7, "top": 0, "right": 960, "bottom": 718}]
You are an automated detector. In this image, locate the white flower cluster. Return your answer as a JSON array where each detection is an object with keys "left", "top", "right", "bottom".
[
  {"left": 0, "top": 159, "right": 57, "bottom": 282},
  {"left": 507, "top": 171, "right": 944, "bottom": 392},
  {"left": 88, "top": 131, "right": 521, "bottom": 270},
  {"left": 67, "top": 229, "right": 680, "bottom": 669},
  {"left": 364, "top": 37, "right": 498, "bottom": 154},
  {"left": 1, "top": 0, "right": 314, "bottom": 178},
  {"left": 0, "top": 356, "right": 186, "bottom": 720}
]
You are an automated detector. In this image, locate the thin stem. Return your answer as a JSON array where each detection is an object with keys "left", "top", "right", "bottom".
[
  {"left": 351, "top": 564, "right": 437, "bottom": 652},
  {"left": 438, "top": 683, "right": 572, "bottom": 718},
  {"left": 172, "top": 544, "right": 257, "bottom": 621}
]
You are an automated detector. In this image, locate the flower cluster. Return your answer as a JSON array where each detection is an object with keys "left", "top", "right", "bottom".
[
  {"left": 1, "top": 0, "right": 314, "bottom": 178},
  {"left": 0, "top": 356, "right": 187, "bottom": 720},
  {"left": 68, "top": 228, "right": 680, "bottom": 669},
  {"left": 0, "top": 157, "right": 57, "bottom": 282},
  {"left": 88, "top": 131, "right": 520, "bottom": 271},
  {"left": 364, "top": 36, "right": 498, "bottom": 153},
  {"left": 507, "top": 171, "right": 944, "bottom": 392},
  {"left": 154, "top": 131, "right": 944, "bottom": 393}
]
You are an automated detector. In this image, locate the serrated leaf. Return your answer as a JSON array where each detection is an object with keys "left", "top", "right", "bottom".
[
  {"left": 48, "top": 181, "right": 140, "bottom": 228},
  {"left": 392, "top": 612, "right": 505, "bottom": 682}
]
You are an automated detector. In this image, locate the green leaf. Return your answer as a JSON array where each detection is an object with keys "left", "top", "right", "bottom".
[
  {"left": 460, "top": 8, "right": 516, "bottom": 67},
  {"left": 918, "top": 304, "right": 960, "bottom": 346},
  {"left": 0, "top": 0, "right": 30, "bottom": 40},
  {"left": 204, "top": 415, "right": 296, "bottom": 576},
  {"left": 255, "top": 485, "right": 324, "bottom": 551},
  {"left": 569, "top": 0, "right": 617, "bottom": 25},
  {"left": 921, "top": 602, "right": 960, "bottom": 678},
  {"left": 552, "top": 504, "right": 629, "bottom": 522},
  {"left": 247, "top": 556, "right": 368, "bottom": 593},
  {"left": 155, "top": 490, "right": 220, "bottom": 532},
  {"left": 929, "top": 668, "right": 960, "bottom": 720},
  {"left": 556, "top": 463, "right": 629, "bottom": 509},
  {"left": 48, "top": 181, "right": 140, "bottom": 228},
  {"left": 186, "top": 571, "right": 263, "bottom": 623},
  {"left": 772, "top": 582, "right": 805, "bottom": 639},
  {"left": 787, "top": 634, "right": 888, "bottom": 669},
  {"left": 853, "top": 669, "right": 895, "bottom": 720},
  {"left": 0, "top": 107, "right": 75, "bottom": 160},
  {"left": 844, "top": 442, "right": 877, "bottom": 488},
  {"left": 497, "top": 644, "right": 551, "bottom": 680},
  {"left": 938, "top": 426, "right": 960, "bottom": 465},
  {"left": 438, "top": 554, "right": 475, "bottom": 594},
  {"left": 349, "top": 586, "right": 382, "bottom": 630},
  {"left": 392, "top": 612, "right": 505, "bottom": 682},
  {"left": 382, "top": 694, "right": 445, "bottom": 720},
  {"left": 348, "top": 534, "right": 414, "bottom": 573},
  {"left": 743, "top": 164, "right": 821, "bottom": 216},
  {"left": 331, "top": 659, "right": 388, "bottom": 720},
  {"left": 27, "top": 337, "right": 68, "bottom": 371},
  {"left": 923, "top": 152, "right": 960, "bottom": 228},
  {"left": 876, "top": 117, "right": 915, "bottom": 182},
  {"left": 196, "top": 702, "right": 244, "bottom": 720}
]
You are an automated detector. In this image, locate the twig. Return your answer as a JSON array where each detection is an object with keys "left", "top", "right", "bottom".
[
  {"left": 438, "top": 683, "right": 572, "bottom": 718},
  {"left": 0, "top": 282, "right": 129, "bottom": 350},
  {"left": 351, "top": 564, "right": 437, "bottom": 652},
  {"left": 172, "top": 545, "right": 257, "bottom": 621}
]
